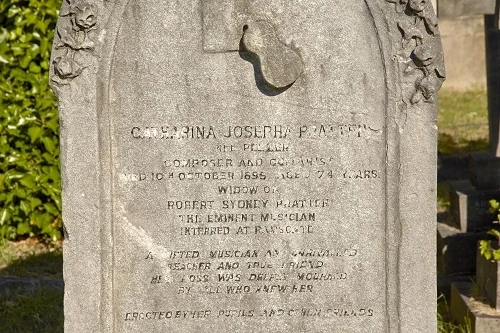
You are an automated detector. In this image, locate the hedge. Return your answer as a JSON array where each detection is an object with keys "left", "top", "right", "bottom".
[{"left": 0, "top": 0, "right": 63, "bottom": 240}]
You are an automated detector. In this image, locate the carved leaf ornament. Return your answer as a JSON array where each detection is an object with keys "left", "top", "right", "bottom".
[
  {"left": 387, "top": 0, "right": 446, "bottom": 104},
  {"left": 52, "top": 0, "right": 97, "bottom": 84}
]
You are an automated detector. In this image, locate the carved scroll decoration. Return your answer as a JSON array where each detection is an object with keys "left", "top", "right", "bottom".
[
  {"left": 51, "top": 0, "right": 97, "bottom": 85},
  {"left": 386, "top": 0, "right": 446, "bottom": 104}
]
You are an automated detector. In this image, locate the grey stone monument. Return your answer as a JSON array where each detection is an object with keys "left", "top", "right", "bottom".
[{"left": 50, "top": 1, "right": 444, "bottom": 332}]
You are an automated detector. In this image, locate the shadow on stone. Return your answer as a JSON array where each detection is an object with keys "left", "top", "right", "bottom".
[{"left": 238, "top": 38, "right": 293, "bottom": 96}]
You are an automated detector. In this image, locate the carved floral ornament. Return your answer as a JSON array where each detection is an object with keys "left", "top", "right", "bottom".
[
  {"left": 386, "top": 0, "right": 446, "bottom": 104},
  {"left": 52, "top": 0, "right": 97, "bottom": 85}
]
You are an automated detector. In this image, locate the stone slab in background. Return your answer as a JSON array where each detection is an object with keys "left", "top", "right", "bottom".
[
  {"left": 469, "top": 152, "right": 500, "bottom": 190},
  {"left": 448, "top": 181, "right": 500, "bottom": 232},
  {"left": 438, "top": 0, "right": 496, "bottom": 18},
  {"left": 439, "top": 15, "right": 488, "bottom": 90},
  {"left": 438, "top": 153, "right": 470, "bottom": 182},
  {"left": 50, "top": 1, "right": 444, "bottom": 332},
  {"left": 485, "top": 14, "right": 500, "bottom": 157},
  {"left": 449, "top": 241, "right": 500, "bottom": 331},
  {"left": 476, "top": 242, "right": 500, "bottom": 310},
  {"left": 438, "top": 274, "right": 473, "bottom": 301},
  {"left": 437, "top": 222, "right": 490, "bottom": 276},
  {"left": 450, "top": 282, "right": 500, "bottom": 333}
]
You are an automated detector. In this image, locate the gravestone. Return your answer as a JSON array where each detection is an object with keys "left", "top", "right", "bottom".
[
  {"left": 439, "top": 2, "right": 500, "bottom": 289},
  {"left": 443, "top": 1, "right": 500, "bottom": 234},
  {"left": 50, "top": 1, "right": 444, "bottom": 332},
  {"left": 446, "top": 2, "right": 500, "bottom": 327},
  {"left": 476, "top": 243, "right": 500, "bottom": 310},
  {"left": 487, "top": 1, "right": 500, "bottom": 157},
  {"left": 450, "top": 245, "right": 500, "bottom": 331},
  {"left": 437, "top": 0, "right": 496, "bottom": 18}
]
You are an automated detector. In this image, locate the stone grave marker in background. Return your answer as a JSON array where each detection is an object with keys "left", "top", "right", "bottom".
[
  {"left": 439, "top": 0, "right": 500, "bottom": 295},
  {"left": 487, "top": 0, "right": 500, "bottom": 158},
  {"left": 50, "top": 1, "right": 444, "bottom": 332},
  {"left": 441, "top": 1, "right": 500, "bottom": 236},
  {"left": 450, "top": 244, "right": 500, "bottom": 331},
  {"left": 437, "top": 0, "right": 496, "bottom": 18},
  {"left": 445, "top": 2, "right": 500, "bottom": 328},
  {"left": 438, "top": 0, "right": 500, "bottom": 295}
]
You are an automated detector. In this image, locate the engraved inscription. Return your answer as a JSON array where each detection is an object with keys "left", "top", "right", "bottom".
[
  {"left": 119, "top": 118, "right": 383, "bottom": 324},
  {"left": 105, "top": 2, "right": 392, "bottom": 330}
]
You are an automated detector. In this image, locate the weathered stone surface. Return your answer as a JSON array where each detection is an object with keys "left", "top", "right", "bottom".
[
  {"left": 51, "top": 1, "right": 443, "bottom": 332},
  {"left": 450, "top": 282, "right": 500, "bottom": 333},
  {"left": 241, "top": 20, "right": 303, "bottom": 89}
]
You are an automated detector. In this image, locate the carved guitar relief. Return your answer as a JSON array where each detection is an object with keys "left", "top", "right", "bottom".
[
  {"left": 52, "top": 0, "right": 97, "bottom": 85},
  {"left": 201, "top": 0, "right": 303, "bottom": 94},
  {"left": 387, "top": 0, "right": 446, "bottom": 104},
  {"left": 241, "top": 21, "right": 303, "bottom": 91}
]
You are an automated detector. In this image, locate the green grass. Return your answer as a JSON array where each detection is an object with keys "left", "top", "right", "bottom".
[
  {"left": 0, "top": 287, "right": 63, "bottom": 333},
  {"left": 0, "top": 239, "right": 63, "bottom": 332},
  {"left": 438, "top": 88, "right": 488, "bottom": 155},
  {"left": 437, "top": 294, "right": 472, "bottom": 333}
]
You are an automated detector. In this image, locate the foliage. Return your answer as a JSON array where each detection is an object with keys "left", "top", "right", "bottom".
[
  {"left": 437, "top": 294, "right": 472, "bottom": 333},
  {"left": 479, "top": 200, "right": 500, "bottom": 261},
  {"left": 0, "top": 0, "right": 62, "bottom": 240},
  {"left": 0, "top": 240, "right": 63, "bottom": 332}
]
